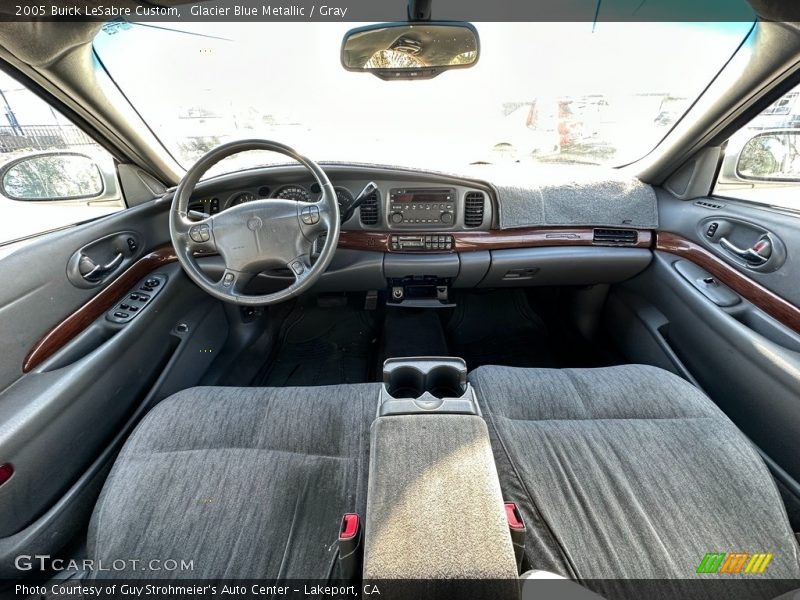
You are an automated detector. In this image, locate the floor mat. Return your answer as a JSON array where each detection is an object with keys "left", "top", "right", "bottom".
[
  {"left": 445, "top": 290, "right": 559, "bottom": 371},
  {"left": 254, "top": 302, "right": 377, "bottom": 386}
]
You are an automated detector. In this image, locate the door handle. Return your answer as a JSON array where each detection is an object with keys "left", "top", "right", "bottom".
[
  {"left": 719, "top": 236, "right": 771, "bottom": 266},
  {"left": 78, "top": 252, "right": 123, "bottom": 282}
]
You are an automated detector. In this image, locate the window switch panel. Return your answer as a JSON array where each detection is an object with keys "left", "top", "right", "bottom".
[{"left": 107, "top": 273, "right": 167, "bottom": 324}]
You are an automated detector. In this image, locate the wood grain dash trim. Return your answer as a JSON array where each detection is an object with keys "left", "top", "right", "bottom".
[
  {"left": 23, "top": 245, "right": 178, "bottom": 373},
  {"left": 338, "top": 227, "right": 653, "bottom": 252},
  {"left": 656, "top": 231, "right": 800, "bottom": 334}
]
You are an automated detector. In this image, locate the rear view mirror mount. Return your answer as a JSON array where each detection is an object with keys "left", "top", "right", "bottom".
[{"left": 341, "top": 21, "right": 480, "bottom": 81}]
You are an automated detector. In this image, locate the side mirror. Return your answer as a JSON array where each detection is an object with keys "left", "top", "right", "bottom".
[
  {"left": 341, "top": 22, "right": 479, "bottom": 80},
  {"left": 0, "top": 153, "right": 104, "bottom": 201},
  {"left": 736, "top": 131, "right": 800, "bottom": 181}
]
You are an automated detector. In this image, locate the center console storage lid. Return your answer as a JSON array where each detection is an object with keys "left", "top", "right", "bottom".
[{"left": 363, "top": 414, "right": 518, "bottom": 580}]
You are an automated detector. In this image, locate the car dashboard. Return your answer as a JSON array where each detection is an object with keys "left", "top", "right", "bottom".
[
  {"left": 186, "top": 165, "right": 494, "bottom": 235},
  {"left": 177, "top": 163, "right": 654, "bottom": 303}
]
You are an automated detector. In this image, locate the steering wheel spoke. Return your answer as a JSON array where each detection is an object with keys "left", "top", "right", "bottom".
[{"left": 299, "top": 198, "right": 334, "bottom": 238}]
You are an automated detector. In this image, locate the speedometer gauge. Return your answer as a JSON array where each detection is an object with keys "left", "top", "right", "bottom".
[
  {"left": 275, "top": 186, "right": 310, "bottom": 202},
  {"left": 230, "top": 192, "right": 256, "bottom": 206}
]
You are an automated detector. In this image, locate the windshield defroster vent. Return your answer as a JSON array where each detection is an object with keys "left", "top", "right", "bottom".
[
  {"left": 593, "top": 228, "right": 638, "bottom": 246},
  {"left": 464, "top": 191, "right": 485, "bottom": 227},
  {"left": 360, "top": 191, "right": 379, "bottom": 225}
]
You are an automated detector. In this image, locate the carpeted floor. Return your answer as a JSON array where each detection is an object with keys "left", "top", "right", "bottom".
[
  {"left": 445, "top": 289, "right": 559, "bottom": 371},
  {"left": 253, "top": 302, "right": 378, "bottom": 386}
]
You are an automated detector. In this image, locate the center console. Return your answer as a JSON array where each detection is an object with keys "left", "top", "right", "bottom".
[{"left": 363, "top": 357, "right": 519, "bottom": 591}]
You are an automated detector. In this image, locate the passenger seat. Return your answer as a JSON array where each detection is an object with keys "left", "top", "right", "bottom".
[{"left": 469, "top": 364, "right": 800, "bottom": 580}]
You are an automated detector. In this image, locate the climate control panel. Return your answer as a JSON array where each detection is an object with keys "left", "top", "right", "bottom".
[{"left": 390, "top": 234, "right": 454, "bottom": 252}]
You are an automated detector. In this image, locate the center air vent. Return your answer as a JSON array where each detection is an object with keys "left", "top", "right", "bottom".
[
  {"left": 593, "top": 228, "right": 638, "bottom": 245},
  {"left": 464, "top": 191, "right": 485, "bottom": 227},
  {"left": 359, "top": 191, "right": 379, "bottom": 225}
]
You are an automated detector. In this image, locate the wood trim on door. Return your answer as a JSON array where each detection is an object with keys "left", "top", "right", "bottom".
[
  {"left": 22, "top": 245, "right": 178, "bottom": 373},
  {"left": 656, "top": 231, "right": 800, "bottom": 334}
]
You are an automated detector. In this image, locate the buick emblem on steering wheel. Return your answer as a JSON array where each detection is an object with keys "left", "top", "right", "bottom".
[{"left": 247, "top": 216, "right": 263, "bottom": 231}]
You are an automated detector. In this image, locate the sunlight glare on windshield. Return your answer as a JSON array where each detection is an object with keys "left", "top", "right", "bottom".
[{"left": 93, "top": 21, "right": 753, "bottom": 176}]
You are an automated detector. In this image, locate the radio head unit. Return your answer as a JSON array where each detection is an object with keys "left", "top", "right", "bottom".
[{"left": 388, "top": 188, "right": 456, "bottom": 227}]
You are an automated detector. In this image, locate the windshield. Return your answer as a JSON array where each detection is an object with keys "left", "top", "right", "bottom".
[{"left": 93, "top": 21, "right": 753, "bottom": 177}]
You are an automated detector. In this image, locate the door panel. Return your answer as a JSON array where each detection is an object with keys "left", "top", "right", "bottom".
[
  {"left": 0, "top": 201, "right": 168, "bottom": 386},
  {"left": 655, "top": 188, "right": 800, "bottom": 307},
  {"left": 608, "top": 190, "right": 800, "bottom": 490},
  {"left": 0, "top": 199, "right": 228, "bottom": 573}
]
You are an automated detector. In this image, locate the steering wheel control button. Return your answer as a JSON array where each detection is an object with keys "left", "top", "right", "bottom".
[
  {"left": 290, "top": 260, "right": 305, "bottom": 275},
  {"left": 222, "top": 273, "right": 235, "bottom": 287},
  {"left": 189, "top": 224, "right": 211, "bottom": 243},
  {"left": 107, "top": 273, "right": 167, "bottom": 324},
  {"left": 301, "top": 205, "right": 320, "bottom": 225}
]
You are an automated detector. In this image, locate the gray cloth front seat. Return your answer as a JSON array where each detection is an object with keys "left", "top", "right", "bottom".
[
  {"left": 469, "top": 364, "right": 800, "bottom": 581},
  {"left": 88, "top": 384, "right": 378, "bottom": 579}
]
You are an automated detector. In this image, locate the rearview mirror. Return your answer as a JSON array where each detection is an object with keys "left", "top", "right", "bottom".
[
  {"left": 0, "top": 153, "right": 104, "bottom": 201},
  {"left": 737, "top": 131, "right": 800, "bottom": 181},
  {"left": 341, "top": 22, "right": 479, "bottom": 80}
]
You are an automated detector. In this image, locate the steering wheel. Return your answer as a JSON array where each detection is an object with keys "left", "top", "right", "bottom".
[{"left": 169, "top": 140, "right": 340, "bottom": 306}]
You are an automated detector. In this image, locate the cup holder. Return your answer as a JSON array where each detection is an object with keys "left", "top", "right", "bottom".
[
  {"left": 385, "top": 366, "right": 426, "bottom": 399},
  {"left": 380, "top": 357, "right": 476, "bottom": 416},
  {"left": 425, "top": 365, "right": 465, "bottom": 399}
]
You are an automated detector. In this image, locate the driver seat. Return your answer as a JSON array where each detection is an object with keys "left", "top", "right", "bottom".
[{"left": 88, "top": 384, "right": 379, "bottom": 579}]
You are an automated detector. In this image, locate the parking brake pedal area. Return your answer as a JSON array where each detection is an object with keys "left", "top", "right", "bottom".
[{"left": 106, "top": 273, "right": 167, "bottom": 324}]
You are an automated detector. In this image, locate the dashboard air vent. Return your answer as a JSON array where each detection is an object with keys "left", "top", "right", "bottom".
[
  {"left": 359, "top": 191, "right": 379, "bottom": 225},
  {"left": 464, "top": 191, "right": 485, "bottom": 227},
  {"left": 593, "top": 228, "right": 638, "bottom": 245}
]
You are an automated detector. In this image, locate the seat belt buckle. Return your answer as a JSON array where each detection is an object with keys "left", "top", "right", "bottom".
[
  {"left": 505, "top": 502, "right": 526, "bottom": 572},
  {"left": 338, "top": 513, "right": 362, "bottom": 580}
]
